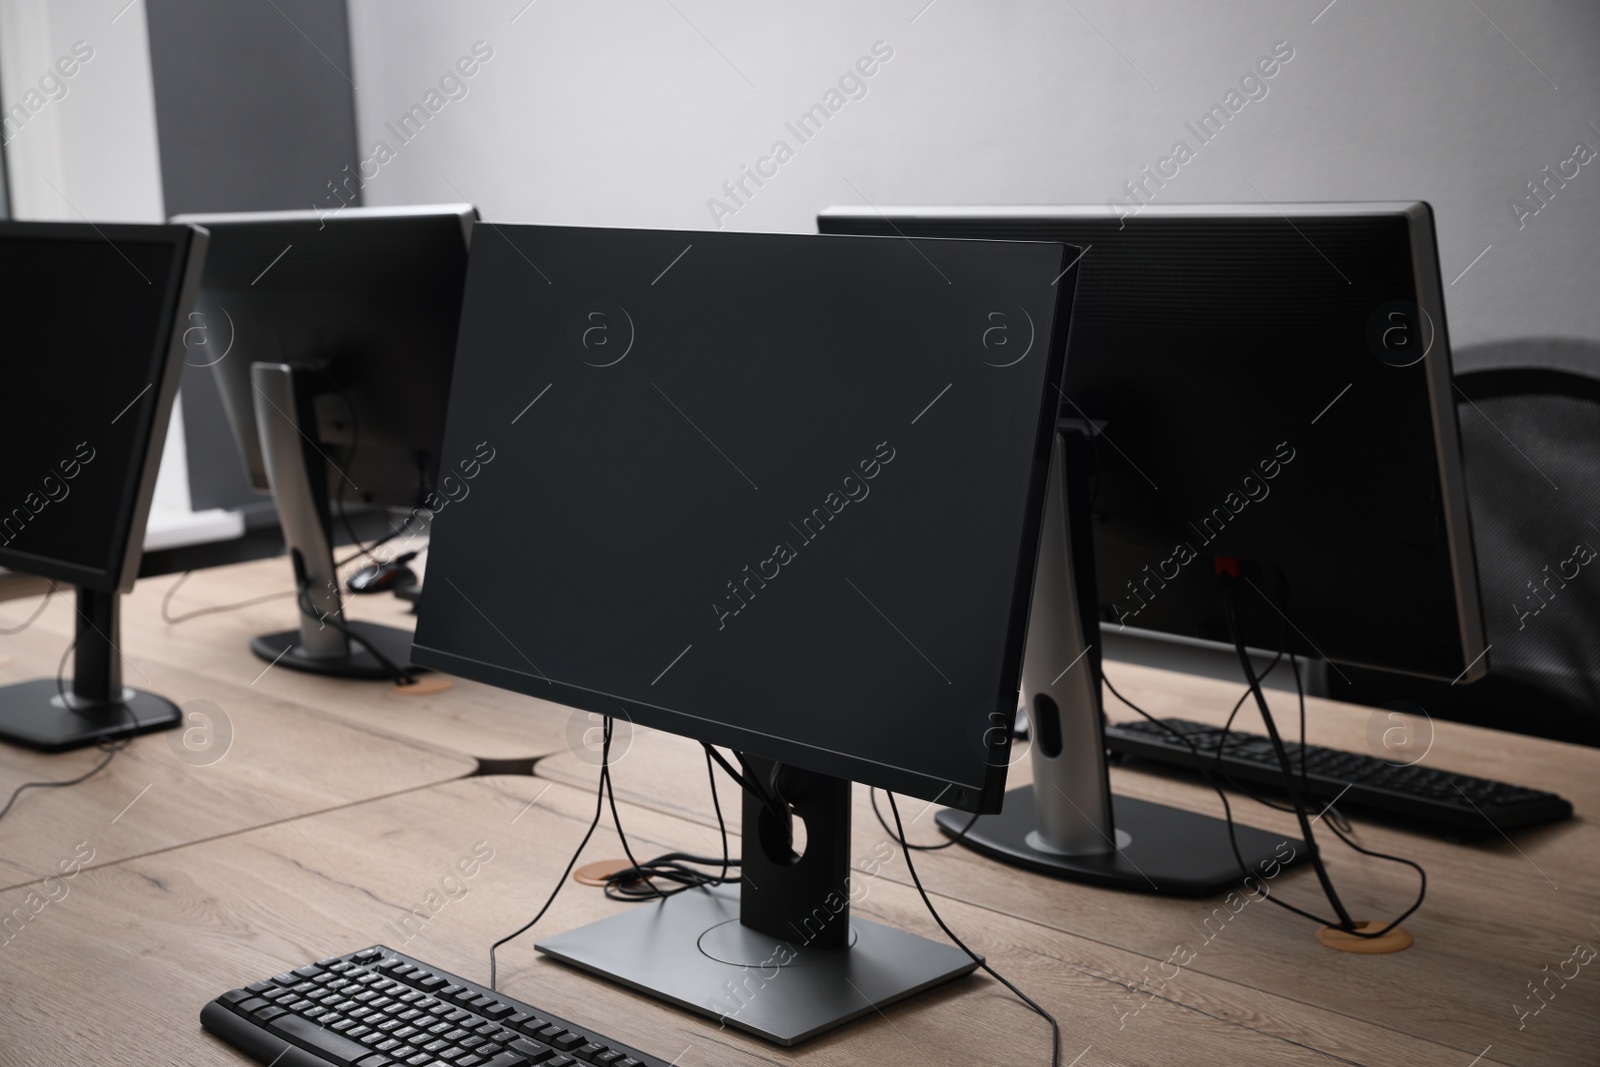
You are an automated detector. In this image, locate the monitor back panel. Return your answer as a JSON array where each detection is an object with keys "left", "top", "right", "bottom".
[
  {"left": 176, "top": 208, "right": 473, "bottom": 509},
  {"left": 821, "top": 205, "right": 1480, "bottom": 681}
]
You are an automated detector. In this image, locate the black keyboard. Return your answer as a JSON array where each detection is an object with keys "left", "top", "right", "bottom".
[
  {"left": 201, "top": 945, "right": 670, "bottom": 1067},
  {"left": 1104, "top": 717, "right": 1573, "bottom": 833}
]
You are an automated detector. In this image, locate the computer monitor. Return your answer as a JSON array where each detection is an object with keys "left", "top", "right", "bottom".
[
  {"left": 819, "top": 203, "right": 1485, "bottom": 893},
  {"left": 411, "top": 223, "right": 1075, "bottom": 1043},
  {"left": 170, "top": 205, "right": 476, "bottom": 679},
  {"left": 0, "top": 220, "right": 207, "bottom": 750}
]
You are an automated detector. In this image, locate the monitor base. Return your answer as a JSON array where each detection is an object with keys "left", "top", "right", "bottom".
[
  {"left": 0, "top": 679, "right": 181, "bottom": 752},
  {"left": 250, "top": 621, "right": 417, "bottom": 680},
  {"left": 936, "top": 788, "right": 1302, "bottom": 897},
  {"left": 536, "top": 884, "right": 980, "bottom": 1046}
]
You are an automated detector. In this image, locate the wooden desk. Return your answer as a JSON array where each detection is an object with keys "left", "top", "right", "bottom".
[
  {"left": 537, "top": 661, "right": 1600, "bottom": 1067},
  {"left": 0, "top": 587, "right": 476, "bottom": 891},
  {"left": 2, "top": 556, "right": 1595, "bottom": 1065},
  {"left": 16, "top": 558, "right": 578, "bottom": 765},
  {"left": 0, "top": 774, "right": 1511, "bottom": 1067}
]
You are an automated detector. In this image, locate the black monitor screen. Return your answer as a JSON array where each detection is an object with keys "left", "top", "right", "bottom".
[
  {"left": 413, "top": 225, "right": 1073, "bottom": 811},
  {"left": 0, "top": 228, "right": 190, "bottom": 586}
]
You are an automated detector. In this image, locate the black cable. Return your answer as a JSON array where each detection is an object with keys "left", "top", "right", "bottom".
[
  {"left": 0, "top": 581, "right": 55, "bottom": 635},
  {"left": 886, "top": 792, "right": 1060, "bottom": 1067},
  {"left": 1102, "top": 592, "right": 1426, "bottom": 939},
  {"left": 0, "top": 639, "right": 128, "bottom": 824},
  {"left": 489, "top": 717, "right": 614, "bottom": 991},
  {"left": 1101, "top": 671, "right": 1363, "bottom": 928},
  {"left": 705, "top": 744, "right": 791, "bottom": 840},
  {"left": 161, "top": 570, "right": 295, "bottom": 625},
  {"left": 600, "top": 745, "right": 690, "bottom": 902},
  {"left": 869, "top": 786, "right": 979, "bottom": 850},
  {"left": 705, "top": 746, "right": 731, "bottom": 886},
  {"left": 329, "top": 385, "right": 431, "bottom": 570},
  {"left": 332, "top": 387, "right": 373, "bottom": 564},
  {"left": 1222, "top": 581, "right": 1357, "bottom": 930},
  {"left": 604, "top": 747, "right": 742, "bottom": 900},
  {"left": 295, "top": 584, "right": 416, "bottom": 685}
]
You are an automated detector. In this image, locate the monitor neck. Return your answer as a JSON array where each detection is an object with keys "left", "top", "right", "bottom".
[
  {"left": 71, "top": 585, "right": 125, "bottom": 706},
  {"left": 738, "top": 757, "right": 853, "bottom": 951},
  {"left": 1022, "top": 428, "right": 1117, "bottom": 855},
  {"left": 251, "top": 361, "right": 346, "bottom": 659}
]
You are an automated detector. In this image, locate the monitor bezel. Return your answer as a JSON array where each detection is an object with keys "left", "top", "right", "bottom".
[
  {"left": 410, "top": 223, "right": 1077, "bottom": 813},
  {"left": 0, "top": 220, "right": 207, "bottom": 593}
]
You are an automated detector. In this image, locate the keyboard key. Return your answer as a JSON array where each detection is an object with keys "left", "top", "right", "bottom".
[
  {"left": 208, "top": 952, "right": 668, "bottom": 1067},
  {"left": 509, "top": 1038, "right": 552, "bottom": 1060},
  {"left": 268, "top": 1013, "right": 374, "bottom": 1065},
  {"left": 485, "top": 1055, "right": 536, "bottom": 1067}
]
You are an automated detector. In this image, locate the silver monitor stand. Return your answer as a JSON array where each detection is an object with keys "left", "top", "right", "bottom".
[
  {"left": 245, "top": 361, "right": 414, "bottom": 679},
  {"left": 934, "top": 430, "right": 1302, "bottom": 896}
]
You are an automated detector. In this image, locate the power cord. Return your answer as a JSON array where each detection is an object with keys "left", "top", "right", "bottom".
[
  {"left": 1100, "top": 581, "right": 1426, "bottom": 939},
  {"left": 869, "top": 786, "right": 979, "bottom": 850},
  {"left": 0, "top": 581, "right": 56, "bottom": 635},
  {"left": 0, "top": 639, "right": 131, "bottom": 824},
  {"left": 294, "top": 583, "right": 416, "bottom": 685},
  {"left": 489, "top": 716, "right": 615, "bottom": 990},
  {"left": 161, "top": 570, "right": 295, "bottom": 625},
  {"left": 886, "top": 792, "right": 1060, "bottom": 1067},
  {"left": 488, "top": 719, "right": 739, "bottom": 987},
  {"left": 602, "top": 746, "right": 737, "bottom": 900}
]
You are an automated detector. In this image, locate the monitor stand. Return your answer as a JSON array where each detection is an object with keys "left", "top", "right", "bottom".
[
  {"left": 0, "top": 587, "right": 181, "bottom": 752},
  {"left": 247, "top": 362, "right": 415, "bottom": 679},
  {"left": 934, "top": 430, "right": 1303, "bottom": 897},
  {"left": 536, "top": 758, "right": 980, "bottom": 1045}
]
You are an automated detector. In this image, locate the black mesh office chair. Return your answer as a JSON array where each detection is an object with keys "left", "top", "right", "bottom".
[{"left": 1332, "top": 354, "right": 1600, "bottom": 747}]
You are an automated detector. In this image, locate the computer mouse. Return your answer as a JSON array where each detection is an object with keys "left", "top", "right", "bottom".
[{"left": 347, "top": 553, "right": 418, "bottom": 595}]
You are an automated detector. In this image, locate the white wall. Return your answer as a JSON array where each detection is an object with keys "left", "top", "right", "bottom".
[
  {"left": 1, "top": 0, "right": 191, "bottom": 520},
  {"left": 1, "top": 0, "right": 164, "bottom": 221},
  {"left": 345, "top": 0, "right": 1600, "bottom": 361}
]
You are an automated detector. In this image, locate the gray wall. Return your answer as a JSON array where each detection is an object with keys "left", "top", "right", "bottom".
[
  {"left": 344, "top": 0, "right": 1600, "bottom": 371},
  {"left": 146, "top": 0, "right": 361, "bottom": 216},
  {"left": 145, "top": 0, "right": 364, "bottom": 511}
]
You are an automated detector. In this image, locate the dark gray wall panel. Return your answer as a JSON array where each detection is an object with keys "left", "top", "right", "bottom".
[{"left": 146, "top": 0, "right": 361, "bottom": 512}]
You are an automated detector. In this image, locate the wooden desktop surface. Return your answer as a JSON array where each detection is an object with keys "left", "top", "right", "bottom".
[{"left": 1, "top": 560, "right": 1595, "bottom": 1066}]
